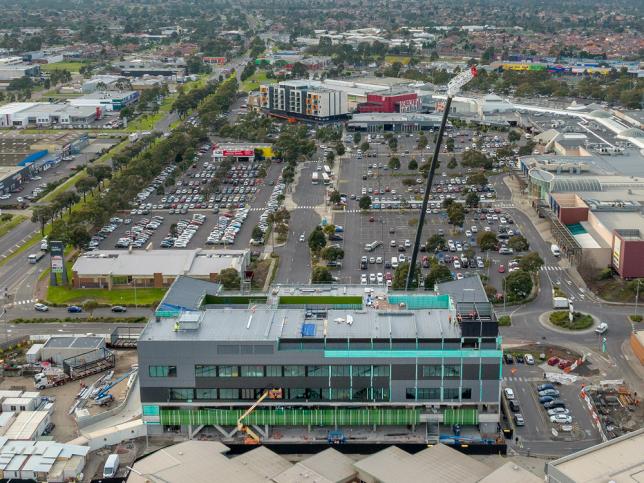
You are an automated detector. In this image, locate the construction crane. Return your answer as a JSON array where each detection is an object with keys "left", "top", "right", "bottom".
[
  {"left": 406, "top": 66, "right": 478, "bottom": 290},
  {"left": 94, "top": 369, "right": 136, "bottom": 402},
  {"left": 236, "top": 388, "right": 282, "bottom": 444}
]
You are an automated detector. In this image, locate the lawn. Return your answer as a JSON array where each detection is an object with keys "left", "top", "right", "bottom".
[
  {"left": 550, "top": 311, "right": 594, "bottom": 330},
  {"left": 126, "top": 113, "right": 161, "bottom": 132},
  {"left": 240, "top": 70, "right": 268, "bottom": 92},
  {"left": 385, "top": 55, "right": 411, "bottom": 65},
  {"left": 46, "top": 286, "right": 166, "bottom": 306},
  {"left": 40, "top": 61, "right": 88, "bottom": 73},
  {"left": 0, "top": 215, "right": 27, "bottom": 239}
]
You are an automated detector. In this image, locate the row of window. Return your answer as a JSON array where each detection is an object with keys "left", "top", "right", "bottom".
[
  {"left": 405, "top": 387, "right": 472, "bottom": 401},
  {"left": 192, "top": 365, "right": 391, "bottom": 378},
  {"left": 150, "top": 364, "right": 466, "bottom": 379},
  {"left": 168, "top": 387, "right": 391, "bottom": 402}
]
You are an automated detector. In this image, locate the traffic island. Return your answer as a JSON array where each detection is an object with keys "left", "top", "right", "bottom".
[{"left": 538, "top": 311, "right": 599, "bottom": 334}]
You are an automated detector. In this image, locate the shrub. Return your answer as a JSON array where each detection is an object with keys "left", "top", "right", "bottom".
[
  {"left": 549, "top": 311, "right": 593, "bottom": 330},
  {"left": 498, "top": 315, "right": 511, "bottom": 326},
  {"left": 630, "top": 315, "right": 643, "bottom": 323}
]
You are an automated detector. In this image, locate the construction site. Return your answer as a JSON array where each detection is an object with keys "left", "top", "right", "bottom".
[{"left": 582, "top": 381, "right": 643, "bottom": 440}]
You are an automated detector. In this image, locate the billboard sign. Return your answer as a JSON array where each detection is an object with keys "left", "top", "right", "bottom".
[
  {"left": 50, "top": 240, "right": 64, "bottom": 274},
  {"left": 222, "top": 149, "right": 254, "bottom": 157}
]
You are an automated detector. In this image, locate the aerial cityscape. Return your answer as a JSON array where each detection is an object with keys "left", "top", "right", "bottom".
[{"left": 0, "top": 0, "right": 640, "bottom": 481}]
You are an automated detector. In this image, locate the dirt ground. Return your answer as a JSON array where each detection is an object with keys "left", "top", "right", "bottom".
[{"left": 0, "top": 349, "right": 139, "bottom": 443}]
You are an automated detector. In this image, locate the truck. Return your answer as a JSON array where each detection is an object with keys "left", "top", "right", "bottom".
[
  {"left": 553, "top": 296, "right": 569, "bottom": 309},
  {"left": 28, "top": 252, "right": 46, "bottom": 264},
  {"left": 364, "top": 240, "right": 382, "bottom": 252},
  {"left": 103, "top": 454, "right": 120, "bottom": 478},
  {"left": 34, "top": 369, "right": 69, "bottom": 390}
]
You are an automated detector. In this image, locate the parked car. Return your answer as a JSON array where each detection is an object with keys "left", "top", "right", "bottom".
[
  {"left": 509, "top": 400, "right": 520, "bottom": 412},
  {"left": 111, "top": 306, "right": 127, "bottom": 313},
  {"left": 538, "top": 383, "right": 556, "bottom": 392},
  {"left": 544, "top": 399, "right": 566, "bottom": 410},
  {"left": 547, "top": 357, "right": 560, "bottom": 366},
  {"left": 547, "top": 408, "right": 570, "bottom": 416},
  {"left": 67, "top": 305, "right": 82, "bottom": 313},
  {"left": 538, "top": 389, "right": 560, "bottom": 397},
  {"left": 525, "top": 353, "right": 535, "bottom": 365},
  {"left": 539, "top": 395, "right": 555, "bottom": 404},
  {"left": 550, "top": 414, "right": 573, "bottom": 424}
]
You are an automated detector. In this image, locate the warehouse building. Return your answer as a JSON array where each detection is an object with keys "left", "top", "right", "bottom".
[
  {"left": 0, "top": 57, "right": 40, "bottom": 82},
  {"left": 72, "top": 249, "right": 250, "bottom": 289},
  {"left": 347, "top": 112, "right": 444, "bottom": 132},
  {"left": 139, "top": 282, "right": 502, "bottom": 447},
  {"left": 68, "top": 90, "right": 139, "bottom": 111},
  {"left": 114, "top": 60, "right": 185, "bottom": 78},
  {"left": 0, "top": 102, "right": 98, "bottom": 128}
]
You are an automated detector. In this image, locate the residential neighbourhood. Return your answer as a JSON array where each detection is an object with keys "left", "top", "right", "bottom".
[{"left": 0, "top": 0, "right": 640, "bottom": 481}]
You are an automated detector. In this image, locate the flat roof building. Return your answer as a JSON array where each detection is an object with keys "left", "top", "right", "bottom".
[
  {"left": 139, "top": 280, "right": 501, "bottom": 446},
  {"left": 68, "top": 90, "right": 139, "bottom": 111},
  {"left": 347, "top": 112, "right": 445, "bottom": 132},
  {"left": 72, "top": 249, "right": 250, "bottom": 289},
  {"left": 546, "top": 427, "right": 644, "bottom": 483},
  {"left": 0, "top": 102, "right": 97, "bottom": 128}
]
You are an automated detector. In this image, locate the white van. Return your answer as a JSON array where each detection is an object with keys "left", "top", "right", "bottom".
[
  {"left": 103, "top": 454, "right": 120, "bottom": 478},
  {"left": 551, "top": 244, "right": 561, "bottom": 257},
  {"left": 391, "top": 256, "right": 399, "bottom": 269}
]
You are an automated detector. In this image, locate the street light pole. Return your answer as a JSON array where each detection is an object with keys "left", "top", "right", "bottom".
[
  {"left": 406, "top": 67, "right": 478, "bottom": 290},
  {"left": 636, "top": 279, "right": 641, "bottom": 319}
]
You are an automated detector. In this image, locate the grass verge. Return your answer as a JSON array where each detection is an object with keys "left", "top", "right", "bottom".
[
  {"left": 12, "top": 316, "right": 147, "bottom": 324},
  {"left": 0, "top": 215, "right": 27, "bottom": 238},
  {"left": 0, "top": 233, "right": 42, "bottom": 268},
  {"left": 240, "top": 70, "right": 268, "bottom": 92},
  {"left": 40, "top": 61, "right": 88, "bottom": 73},
  {"left": 46, "top": 286, "right": 166, "bottom": 306},
  {"left": 629, "top": 314, "right": 643, "bottom": 323},
  {"left": 550, "top": 310, "right": 593, "bottom": 330}
]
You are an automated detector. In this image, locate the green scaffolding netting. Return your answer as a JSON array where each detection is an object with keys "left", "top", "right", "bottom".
[
  {"left": 443, "top": 408, "right": 478, "bottom": 425},
  {"left": 159, "top": 407, "right": 420, "bottom": 426}
]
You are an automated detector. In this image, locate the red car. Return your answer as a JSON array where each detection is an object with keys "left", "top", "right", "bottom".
[
  {"left": 498, "top": 264, "right": 506, "bottom": 273},
  {"left": 547, "top": 357, "right": 560, "bottom": 366},
  {"left": 558, "top": 359, "right": 572, "bottom": 370}
]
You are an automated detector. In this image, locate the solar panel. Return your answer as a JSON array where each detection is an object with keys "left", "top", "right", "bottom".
[{"left": 301, "top": 323, "right": 316, "bottom": 337}]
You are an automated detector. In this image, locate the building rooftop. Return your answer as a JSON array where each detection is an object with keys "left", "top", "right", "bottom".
[
  {"left": 2, "top": 411, "right": 48, "bottom": 440},
  {"left": 592, "top": 211, "right": 644, "bottom": 237},
  {"left": 157, "top": 276, "right": 221, "bottom": 312},
  {"left": 275, "top": 448, "right": 356, "bottom": 483},
  {"left": 546, "top": 427, "right": 644, "bottom": 483},
  {"left": 349, "top": 113, "right": 444, "bottom": 123},
  {"left": 72, "top": 249, "right": 247, "bottom": 277},
  {"left": 478, "top": 462, "right": 542, "bottom": 483},
  {"left": 78, "top": 90, "right": 137, "bottom": 100},
  {"left": 42, "top": 336, "right": 103, "bottom": 349}
]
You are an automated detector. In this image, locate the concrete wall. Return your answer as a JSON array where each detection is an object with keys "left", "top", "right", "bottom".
[
  {"left": 587, "top": 211, "right": 614, "bottom": 246},
  {"left": 579, "top": 247, "right": 611, "bottom": 273},
  {"left": 70, "top": 420, "right": 146, "bottom": 451},
  {"left": 617, "top": 237, "right": 644, "bottom": 279},
  {"left": 629, "top": 332, "right": 644, "bottom": 365}
]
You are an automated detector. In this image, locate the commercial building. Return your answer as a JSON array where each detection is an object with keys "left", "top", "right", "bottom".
[
  {"left": 260, "top": 80, "right": 349, "bottom": 122},
  {"left": 139, "top": 280, "right": 502, "bottom": 446},
  {"left": 81, "top": 75, "right": 126, "bottom": 93},
  {"left": 357, "top": 86, "right": 421, "bottom": 113},
  {"left": 0, "top": 57, "right": 40, "bottom": 82},
  {"left": 347, "top": 112, "right": 444, "bottom": 132},
  {"left": 211, "top": 143, "right": 274, "bottom": 161},
  {"left": 546, "top": 427, "right": 644, "bottom": 482},
  {"left": 72, "top": 249, "right": 250, "bottom": 289},
  {"left": 114, "top": 60, "right": 185, "bottom": 78},
  {"left": 68, "top": 90, "right": 139, "bottom": 111},
  {"left": 0, "top": 102, "right": 98, "bottom": 128}
]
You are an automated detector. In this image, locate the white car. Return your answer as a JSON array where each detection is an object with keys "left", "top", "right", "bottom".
[
  {"left": 453, "top": 260, "right": 461, "bottom": 269},
  {"left": 398, "top": 254, "right": 405, "bottom": 263},
  {"left": 471, "top": 225, "right": 478, "bottom": 233},
  {"left": 34, "top": 303, "right": 49, "bottom": 312},
  {"left": 299, "top": 234, "right": 305, "bottom": 242},
  {"left": 504, "top": 388, "right": 515, "bottom": 400},
  {"left": 547, "top": 408, "right": 570, "bottom": 416},
  {"left": 550, "top": 414, "right": 573, "bottom": 424},
  {"left": 377, "top": 273, "right": 384, "bottom": 284},
  {"left": 404, "top": 239, "right": 411, "bottom": 247},
  {"left": 390, "top": 240, "right": 397, "bottom": 247},
  {"left": 360, "top": 274, "right": 367, "bottom": 285},
  {"left": 369, "top": 273, "right": 376, "bottom": 283},
  {"left": 456, "top": 273, "right": 464, "bottom": 280},
  {"left": 465, "top": 230, "right": 472, "bottom": 238},
  {"left": 376, "top": 257, "right": 383, "bottom": 264}
]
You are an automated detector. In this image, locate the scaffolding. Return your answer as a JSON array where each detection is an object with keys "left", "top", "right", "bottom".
[
  {"left": 62, "top": 347, "right": 115, "bottom": 380},
  {"left": 108, "top": 326, "right": 142, "bottom": 349}
]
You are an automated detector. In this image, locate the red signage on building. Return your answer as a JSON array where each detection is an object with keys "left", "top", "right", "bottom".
[
  {"left": 202, "top": 57, "right": 226, "bottom": 65},
  {"left": 221, "top": 149, "right": 254, "bottom": 157}
]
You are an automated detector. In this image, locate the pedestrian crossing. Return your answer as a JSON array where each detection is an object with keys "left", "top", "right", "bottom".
[
  {"left": 503, "top": 376, "right": 541, "bottom": 382},
  {"left": 12, "top": 298, "right": 36, "bottom": 306},
  {"left": 540, "top": 266, "right": 565, "bottom": 272}
]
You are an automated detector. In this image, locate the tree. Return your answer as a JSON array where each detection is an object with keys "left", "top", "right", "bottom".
[
  {"left": 308, "top": 226, "right": 327, "bottom": 253},
  {"left": 467, "top": 172, "right": 488, "bottom": 185},
  {"left": 360, "top": 141, "right": 370, "bottom": 152},
  {"left": 335, "top": 142, "right": 345, "bottom": 156},
  {"left": 388, "top": 137, "right": 398, "bottom": 151},
  {"left": 505, "top": 270, "right": 533, "bottom": 301},
  {"left": 518, "top": 252, "right": 544, "bottom": 272},
  {"left": 31, "top": 205, "right": 53, "bottom": 235},
  {"left": 518, "top": 141, "right": 536, "bottom": 156},
  {"left": 218, "top": 268, "right": 241, "bottom": 289},
  {"left": 424, "top": 264, "right": 453, "bottom": 288},
  {"left": 442, "top": 198, "right": 454, "bottom": 209},
  {"left": 323, "top": 224, "right": 336, "bottom": 236},
  {"left": 68, "top": 225, "right": 91, "bottom": 249},
  {"left": 359, "top": 195, "right": 372, "bottom": 210},
  {"left": 388, "top": 156, "right": 401, "bottom": 170},
  {"left": 312, "top": 265, "right": 333, "bottom": 283},
  {"left": 329, "top": 190, "right": 341, "bottom": 204},
  {"left": 252, "top": 225, "right": 264, "bottom": 241},
  {"left": 321, "top": 246, "right": 344, "bottom": 261},
  {"left": 426, "top": 234, "right": 446, "bottom": 252},
  {"left": 462, "top": 150, "right": 492, "bottom": 169},
  {"left": 447, "top": 158, "right": 458, "bottom": 169},
  {"left": 417, "top": 134, "right": 428, "bottom": 149},
  {"left": 508, "top": 235, "right": 529, "bottom": 252},
  {"left": 407, "top": 159, "right": 418, "bottom": 170},
  {"left": 353, "top": 132, "right": 361, "bottom": 144},
  {"left": 392, "top": 262, "right": 420, "bottom": 289},
  {"left": 465, "top": 191, "right": 479, "bottom": 208},
  {"left": 447, "top": 203, "right": 465, "bottom": 226},
  {"left": 508, "top": 130, "right": 521, "bottom": 142},
  {"left": 83, "top": 300, "right": 99, "bottom": 319},
  {"left": 445, "top": 137, "right": 455, "bottom": 152},
  {"left": 477, "top": 231, "right": 498, "bottom": 251}
]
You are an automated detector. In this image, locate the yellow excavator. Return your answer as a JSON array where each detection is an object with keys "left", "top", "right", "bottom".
[{"left": 237, "top": 388, "right": 282, "bottom": 444}]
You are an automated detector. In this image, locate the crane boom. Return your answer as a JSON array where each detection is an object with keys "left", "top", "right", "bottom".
[
  {"left": 447, "top": 66, "right": 478, "bottom": 97},
  {"left": 236, "top": 389, "right": 282, "bottom": 444}
]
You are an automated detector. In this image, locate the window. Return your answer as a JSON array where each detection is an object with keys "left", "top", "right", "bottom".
[
  {"left": 444, "top": 365, "right": 461, "bottom": 377},
  {"left": 418, "top": 388, "right": 441, "bottom": 400},
  {"left": 219, "top": 389, "right": 238, "bottom": 400},
  {"left": 331, "top": 365, "right": 350, "bottom": 377},
  {"left": 421, "top": 365, "right": 442, "bottom": 377},
  {"left": 373, "top": 387, "right": 389, "bottom": 401},
  {"left": 307, "top": 366, "right": 329, "bottom": 377},
  {"left": 306, "top": 388, "right": 323, "bottom": 400},
  {"left": 283, "top": 365, "right": 305, "bottom": 377},
  {"left": 195, "top": 365, "right": 216, "bottom": 377},
  {"left": 333, "top": 388, "right": 350, "bottom": 400},
  {"left": 196, "top": 389, "right": 217, "bottom": 400},
  {"left": 218, "top": 366, "right": 239, "bottom": 377},
  {"left": 266, "top": 366, "right": 282, "bottom": 377},
  {"left": 241, "top": 365, "right": 264, "bottom": 377},
  {"left": 352, "top": 365, "right": 371, "bottom": 377},
  {"left": 149, "top": 365, "right": 176, "bottom": 377},
  {"left": 288, "top": 388, "right": 306, "bottom": 400},
  {"left": 461, "top": 388, "right": 472, "bottom": 400},
  {"left": 444, "top": 388, "right": 460, "bottom": 400},
  {"left": 353, "top": 387, "right": 370, "bottom": 401},
  {"left": 372, "top": 365, "right": 390, "bottom": 377},
  {"left": 169, "top": 388, "right": 193, "bottom": 401},
  {"left": 406, "top": 388, "right": 417, "bottom": 400},
  {"left": 241, "top": 388, "right": 262, "bottom": 400}
]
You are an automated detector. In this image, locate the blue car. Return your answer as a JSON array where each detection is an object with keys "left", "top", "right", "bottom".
[
  {"left": 67, "top": 305, "right": 82, "bottom": 313},
  {"left": 539, "top": 395, "right": 555, "bottom": 404}
]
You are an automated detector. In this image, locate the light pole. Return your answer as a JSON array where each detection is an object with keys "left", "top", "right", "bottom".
[
  {"left": 406, "top": 67, "right": 478, "bottom": 290},
  {"left": 635, "top": 279, "right": 641, "bottom": 319}
]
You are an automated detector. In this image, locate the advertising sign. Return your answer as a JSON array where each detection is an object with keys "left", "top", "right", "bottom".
[
  {"left": 222, "top": 149, "right": 254, "bottom": 157},
  {"left": 50, "top": 240, "right": 64, "bottom": 274}
]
